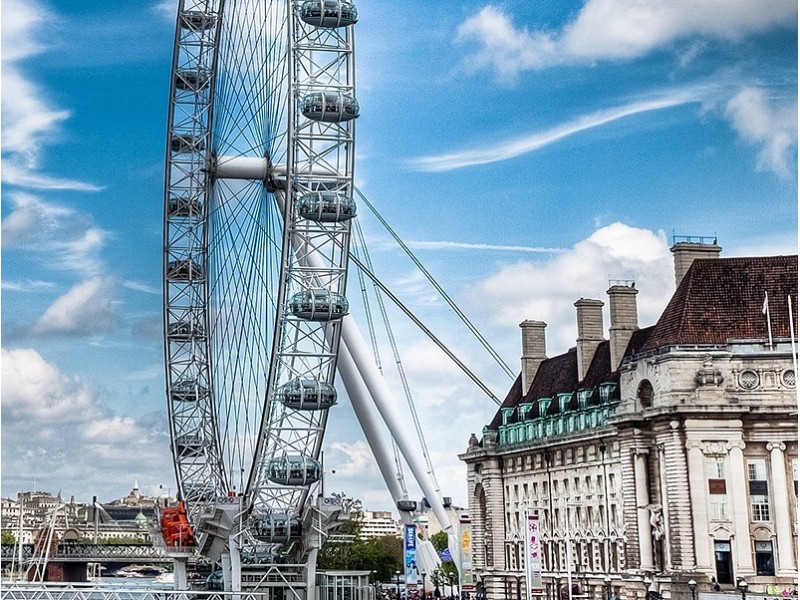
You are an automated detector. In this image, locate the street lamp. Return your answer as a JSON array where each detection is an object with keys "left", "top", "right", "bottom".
[
  {"left": 604, "top": 576, "right": 612, "bottom": 600},
  {"left": 422, "top": 572, "right": 428, "bottom": 598},
  {"left": 396, "top": 570, "right": 401, "bottom": 599},
  {"left": 737, "top": 579, "right": 748, "bottom": 600},
  {"left": 687, "top": 580, "right": 697, "bottom": 600}
]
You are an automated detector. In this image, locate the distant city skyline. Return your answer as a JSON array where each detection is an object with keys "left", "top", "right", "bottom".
[{"left": 1, "top": 0, "right": 796, "bottom": 512}]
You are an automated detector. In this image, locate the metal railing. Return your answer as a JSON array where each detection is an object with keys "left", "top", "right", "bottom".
[
  {"left": 1, "top": 545, "right": 170, "bottom": 563},
  {"left": 0, "top": 583, "right": 271, "bottom": 600}
]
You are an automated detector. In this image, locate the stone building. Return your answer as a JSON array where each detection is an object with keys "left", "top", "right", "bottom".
[{"left": 460, "top": 241, "right": 798, "bottom": 600}]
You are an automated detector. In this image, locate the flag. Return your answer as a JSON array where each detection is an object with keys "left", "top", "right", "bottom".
[
  {"left": 439, "top": 548, "right": 452, "bottom": 561},
  {"left": 762, "top": 291, "right": 770, "bottom": 315}
]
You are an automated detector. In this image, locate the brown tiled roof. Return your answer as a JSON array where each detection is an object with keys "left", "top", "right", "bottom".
[
  {"left": 524, "top": 348, "right": 578, "bottom": 404},
  {"left": 637, "top": 255, "right": 798, "bottom": 352},
  {"left": 489, "top": 342, "right": 621, "bottom": 426},
  {"left": 488, "top": 374, "right": 523, "bottom": 429}
]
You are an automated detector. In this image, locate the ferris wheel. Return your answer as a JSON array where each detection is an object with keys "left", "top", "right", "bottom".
[{"left": 162, "top": 0, "right": 359, "bottom": 582}]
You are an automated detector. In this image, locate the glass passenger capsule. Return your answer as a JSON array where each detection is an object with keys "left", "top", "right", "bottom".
[
  {"left": 289, "top": 288, "right": 348, "bottom": 321},
  {"left": 277, "top": 378, "right": 338, "bottom": 410},
  {"left": 167, "top": 259, "right": 203, "bottom": 281},
  {"left": 180, "top": 11, "right": 216, "bottom": 31},
  {"left": 396, "top": 499, "right": 418, "bottom": 512},
  {"left": 297, "top": 191, "right": 356, "bottom": 222},
  {"left": 301, "top": 91, "right": 359, "bottom": 123},
  {"left": 168, "top": 196, "right": 202, "bottom": 218},
  {"left": 168, "top": 320, "right": 205, "bottom": 339},
  {"left": 266, "top": 455, "right": 321, "bottom": 486},
  {"left": 299, "top": 0, "right": 358, "bottom": 28},
  {"left": 175, "top": 68, "right": 210, "bottom": 91},
  {"left": 175, "top": 434, "right": 207, "bottom": 456},
  {"left": 251, "top": 513, "right": 303, "bottom": 543},
  {"left": 171, "top": 379, "right": 207, "bottom": 402},
  {"left": 171, "top": 134, "right": 204, "bottom": 154}
]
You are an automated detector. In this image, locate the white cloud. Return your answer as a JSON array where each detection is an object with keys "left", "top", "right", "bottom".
[
  {"left": 406, "top": 240, "right": 565, "bottom": 254},
  {"left": 1, "top": 348, "right": 97, "bottom": 422},
  {"left": 468, "top": 223, "right": 675, "bottom": 354},
  {"left": 152, "top": 0, "right": 177, "bottom": 19},
  {"left": 724, "top": 87, "right": 797, "bottom": 177},
  {"left": 457, "top": 1, "right": 795, "bottom": 78},
  {"left": 2, "top": 192, "right": 109, "bottom": 276},
  {"left": 34, "top": 277, "right": 118, "bottom": 336},
  {"left": 1, "top": 347, "right": 172, "bottom": 501},
  {"left": 408, "top": 94, "right": 696, "bottom": 172},
  {"left": 1, "top": 0, "right": 100, "bottom": 190}
]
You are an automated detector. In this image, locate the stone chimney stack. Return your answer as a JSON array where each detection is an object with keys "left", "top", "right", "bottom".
[
  {"left": 607, "top": 282, "right": 639, "bottom": 370},
  {"left": 574, "top": 298, "right": 604, "bottom": 382},
  {"left": 671, "top": 238, "right": 722, "bottom": 287},
  {"left": 520, "top": 320, "right": 547, "bottom": 394}
]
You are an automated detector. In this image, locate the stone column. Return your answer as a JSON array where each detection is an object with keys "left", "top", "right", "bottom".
[
  {"left": 767, "top": 441, "right": 795, "bottom": 574},
  {"left": 657, "top": 443, "right": 672, "bottom": 570},
  {"left": 728, "top": 441, "right": 755, "bottom": 576},
  {"left": 633, "top": 448, "right": 654, "bottom": 571},
  {"left": 686, "top": 441, "right": 709, "bottom": 570}
]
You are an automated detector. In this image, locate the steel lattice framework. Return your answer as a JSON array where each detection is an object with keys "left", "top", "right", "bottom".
[{"left": 163, "top": 0, "right": 358, "bottom": 582}]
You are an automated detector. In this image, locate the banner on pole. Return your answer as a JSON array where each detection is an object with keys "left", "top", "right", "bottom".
[
  {"left": 460, "top": 518, "right": 474, "bottom": 590},
  {"left": 404, "top": 524, "right": 419, "bottom": 585},
  {"left": 524, "top": 512, "right": 543, "bottom": 595}
]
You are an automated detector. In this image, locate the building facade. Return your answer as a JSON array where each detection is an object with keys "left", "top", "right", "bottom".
[{"left": 460, "top": 242, "right": 798, "bottom": 600}]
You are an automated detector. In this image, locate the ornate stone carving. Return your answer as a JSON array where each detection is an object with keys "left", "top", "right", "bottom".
[
  {"left": 766, "top": 441, "right": 786, "bottom": 453},
  {"left": 696, "top": 355, "right": 724, "bottom": 386},
  {"left": 700, "top": 441, "right": 732, "bottom": 455}
]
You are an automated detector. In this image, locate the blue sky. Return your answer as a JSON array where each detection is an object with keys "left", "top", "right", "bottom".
[{"left": 1, "top": 0, "right": 797, "bottom": 512}]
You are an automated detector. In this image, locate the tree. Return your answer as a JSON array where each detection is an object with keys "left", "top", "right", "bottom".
[
  {"left": 430, "top": 531, "right": 448, "bottom": 553},
  {"left": 1, "top": 531, "right": 16, "bottom": 545},
  {"left": 317, "top": 514, "right": 403, "bottom": 581}
]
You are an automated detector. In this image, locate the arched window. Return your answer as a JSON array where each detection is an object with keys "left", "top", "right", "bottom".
[{"left": 638, "top": 379, "right": 654, "bottom": 409}]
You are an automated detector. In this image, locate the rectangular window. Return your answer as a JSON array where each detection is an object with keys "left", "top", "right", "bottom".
[
  {"left": 751, "top": 495, "right": 770, "bottom": 521},
  {"left": 748, "top": 458, "right": 767, "bottom": 480},
  {"left": 755, "top": 541, "right": 775, "bottom": 575},
  {"left": 708, "top": 456, "right": 726, "bottom": 479},
  {"left": 747, "top": 458, "right": 770, "bottom": 521},
  {"left": 709, "top": 496, "right": 728, "bottom": 520}
]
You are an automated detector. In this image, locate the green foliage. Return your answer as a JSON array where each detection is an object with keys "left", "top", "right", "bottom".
[
  {"left": 317, "top": 532, "right": 402, "bottom": 581},
  {"left": 1, "top": 531, "right": 16, "bottom": 545},
  {"left": 429, "top": 531, "right": 448, "bottom": 553}
]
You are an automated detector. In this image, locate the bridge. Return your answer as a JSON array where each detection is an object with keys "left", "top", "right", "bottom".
[{"left": 0, "top": 544, "right": 171, "bottom": 564}]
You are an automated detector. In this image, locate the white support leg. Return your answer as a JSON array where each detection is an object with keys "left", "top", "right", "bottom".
[{"left": 340, "top": 316, "right": 458, "bottom": 555}]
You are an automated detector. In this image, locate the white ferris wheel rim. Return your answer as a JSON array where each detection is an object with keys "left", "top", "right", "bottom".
[{"left": 163, "top": 0, "right": 358, "bottom": 554}]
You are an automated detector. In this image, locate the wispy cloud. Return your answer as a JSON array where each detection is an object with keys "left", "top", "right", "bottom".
[
  {"left": 723, "top": 86, "right": 797, "bottom": 178},
  {"left": 1, "top": 279, "right": 57, "bottom": 292},
  {"left": 34, "top": 277, "right": 118, "bottom": 337},
  {"left": 1, "top": 0, "right": 101, "bottom": 191},
  {"left": 406, "top": 240, "right": 566, "bottom": 253},
  {"left": 408, "top": 94, "right": 696, "bottom": 172},
  {"left": 123, "top": 280, "right": 161, "bottom": 295},
  {"left": 457, "top": 1, "right": 796, "bottom": 80},
  {"left": 2, "top": 192, "right": 110, "bottom": 277}
]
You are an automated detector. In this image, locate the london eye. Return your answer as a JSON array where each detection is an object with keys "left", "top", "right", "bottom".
[{"left": 163, "top": 0, "right": 359, "bottom": 593}]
